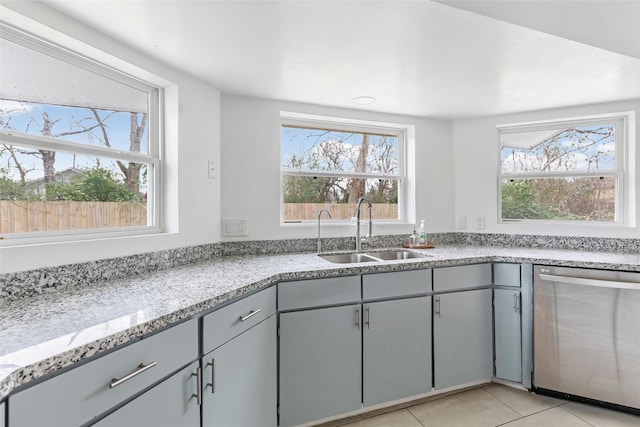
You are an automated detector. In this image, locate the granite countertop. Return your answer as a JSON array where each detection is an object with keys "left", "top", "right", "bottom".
[{"left": 1, "top": 244, "right": 640, "bottom": 400}]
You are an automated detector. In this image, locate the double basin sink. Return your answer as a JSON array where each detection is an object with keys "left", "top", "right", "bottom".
[{"left": 319, "top": 250, "right": 430, "bottom": 264}]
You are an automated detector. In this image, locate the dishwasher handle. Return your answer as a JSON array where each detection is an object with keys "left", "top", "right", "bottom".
[{"left": 539, "top": 273, "right": 640, "bottom": 290}]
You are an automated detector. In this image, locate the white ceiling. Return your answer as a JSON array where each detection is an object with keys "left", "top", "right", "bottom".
[{"left": 9, "top": 0, "right": 640, "bottom": 119}]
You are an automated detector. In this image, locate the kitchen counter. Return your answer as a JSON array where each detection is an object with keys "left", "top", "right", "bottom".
[{"left": 1, "top": 244, "right": 640, "bottom": 401}]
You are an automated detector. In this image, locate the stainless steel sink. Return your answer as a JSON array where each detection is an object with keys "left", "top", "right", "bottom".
[
  {"left": 318, "top": 253, "right": 379, "bottom": 264},
  {"left": 367, "top": 250, "right": 429, "bottom": 261},
  {"left": 319, "top": 250, "right": 430, "bottom": 264}
]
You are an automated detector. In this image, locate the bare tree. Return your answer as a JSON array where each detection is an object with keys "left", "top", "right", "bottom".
[
  {"left": 347, "top": 134, "right": 369, "bottom": 203},
  {"left": 282, "top": 127, "right": 397, "bottom": 205},
  {"left": 91, "top": 108, "right": 146, "bottom": 194}
]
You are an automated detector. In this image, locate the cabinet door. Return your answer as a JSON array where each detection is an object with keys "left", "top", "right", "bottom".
[
  {"left": 91, "top": 361, "right": 200, "bottom": 427},
  {"left": 494, "top": 289, "right": 522, "bottom": 382},
  {"left": 434, "top": 289, "right": 493, "bottom": 389},
  {"left": 279, "top": 305, "right": 361, "bottom": 427},
  {"left": 363, "top": 296, "right": 431, "bottom": 407},
  {"left": 1, "top": 401, "right": 4, "bottom": 427},
  {"left": 202, "top": 316, "right": 277, "bottom": 427}
]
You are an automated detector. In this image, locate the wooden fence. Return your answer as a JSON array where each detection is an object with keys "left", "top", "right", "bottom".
[
  {"left": 283, "top": 203, "right": 398, "bottom": 221},
  {"left": 1, "top": 201, "right": 396, "bottom": 234},
  {"left": 0, "top": 201, "right": 147, "bottom": 234}
]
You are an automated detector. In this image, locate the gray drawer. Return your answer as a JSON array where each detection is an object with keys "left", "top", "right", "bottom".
[
  {"left": 203, "top": 286, "right": 276, "bottom": 353},
  {"left": 493, "top": 263, "right": 521, "bottom": 287},
  {"left": 433, "top": 263, "right": 492, "bottom": 292},
  {"left": 363, "top": 269, "right": 431, "bottom": 300},
  {"left": 9, "top": 318, "right": 198, "bottom": 427},
  {"left": 278, "top": 276, "right": 361, "bottom": 310}
]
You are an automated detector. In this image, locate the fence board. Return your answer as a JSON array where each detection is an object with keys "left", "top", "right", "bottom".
[
  {"left": 0, "top": 201, "right": 147, "bottom": 234},
  {"left": 283, "top": 203, "right": 398, "bottom": 221}
]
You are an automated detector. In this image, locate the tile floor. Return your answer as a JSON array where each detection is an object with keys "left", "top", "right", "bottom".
[{"left": 317, "top": 384, "right": 640, "bottom": 427}]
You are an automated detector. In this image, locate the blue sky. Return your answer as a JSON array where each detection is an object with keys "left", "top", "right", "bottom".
[{"left": 1, "top": 99, "right": 147, "bottom": 181}]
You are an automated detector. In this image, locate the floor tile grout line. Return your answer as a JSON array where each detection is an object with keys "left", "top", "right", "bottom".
[
  {"left": 481, "top": 384, "right": 571, "bottom": 419},
  {"left": 558, "top": 404, "right": 598, "bottom": 427},
  {"left": 476, "top": 386, "right": 527, "bottom": 423},
  {"left": 494, "top": 406, "right": 560, "bottom": 427},
  {"left": 405, "top": 407, "right": 427, "bottom": 427}
]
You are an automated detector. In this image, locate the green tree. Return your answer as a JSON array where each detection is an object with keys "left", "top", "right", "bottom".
[
  {"left": 0, "top": 168, "right": 28, "bottom": 200},
  {"left": 501, "top": 180, "right": 556, "bottom": 220},
  {"left": 45, "top": 167, "right": 142, "bottom": 202}
]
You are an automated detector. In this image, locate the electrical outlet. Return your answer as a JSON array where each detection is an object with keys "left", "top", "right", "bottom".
[
  {"left": 476, "top": 216, "right": 485, "bottom": 230},
  {"left": 222, "top": 218, "right": 248, "bottom": 236},
  {"left": 456, "top": 216, "right": 467, "bottom": 230},
  {"left": 208, "top": 160, "right": 217, "bottom": 179}
]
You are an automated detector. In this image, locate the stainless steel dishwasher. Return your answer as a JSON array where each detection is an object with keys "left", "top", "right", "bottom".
[{"left": 533, "top": 265, "right": 640, "bottom": 412}]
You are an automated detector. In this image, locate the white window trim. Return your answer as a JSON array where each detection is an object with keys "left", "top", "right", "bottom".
[
  {"left": 0, "top": 22, "right": 163, "bottom": 241},
  {"left": 497, "top": 112, "right": 632, "bottom": 226},
  {"left": 280, "top": 112, "right": 409, "bottom": 225}
]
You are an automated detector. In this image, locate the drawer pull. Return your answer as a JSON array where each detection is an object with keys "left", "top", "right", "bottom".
[
  {"left": 210, "top": 358, "right": 216, "bottom": 394},
  {"left": 239, "top": 309, "right": 261, "bottom": 322},
  {"left": 366, "top": 306, "right": 372, "bottom": 329},
  {"left": 194, "top": 367, "right": 203, "bottom": 405},
  {"left": 109, "top": 361, "right": 157, "bottom": 389}
]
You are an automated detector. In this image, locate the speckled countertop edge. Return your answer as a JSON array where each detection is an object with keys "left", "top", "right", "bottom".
[{"left": 1, "top": 243, "right": 640, "bottom": 401}]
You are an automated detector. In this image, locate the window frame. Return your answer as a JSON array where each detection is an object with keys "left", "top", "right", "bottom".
[
  {"left": 497, "top": 114, "right": 627, "bottom": 225},
  {"left": 280, "top": 112, "right": 408, "bottom": 224},
  {"left": 0, "top": 23, "right": 163, "bottom": 239}
]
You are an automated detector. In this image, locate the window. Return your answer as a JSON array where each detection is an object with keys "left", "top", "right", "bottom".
[
  {"left": 0, "top": 24, "right": 160, "bottom": 237},
  {"left": 498, "top": 115, "right": 626, "bottom": 223},
  {"left": 281, "top": 114, "right": 405, "bottom": 223}
]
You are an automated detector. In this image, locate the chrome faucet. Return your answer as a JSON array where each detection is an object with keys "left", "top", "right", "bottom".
[
  {"left": 355, "top": 197, "right": 372, "bottom": 252},
  {"left": 317, "top": 209, "right": 332, "bottom": 253}
]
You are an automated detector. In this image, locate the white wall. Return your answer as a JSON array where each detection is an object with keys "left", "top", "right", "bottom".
[
  {"left": 0, "top": 4, "right": 222, "bottom": 273},
  {"left": 452, "top": 100, "right": 640, "bottom": 238},
  {"left": 220, "top": 94, "right": 454, "bottom": 241}
]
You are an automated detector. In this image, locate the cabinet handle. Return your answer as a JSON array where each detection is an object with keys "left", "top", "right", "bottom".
[
  {"left": 356, "top": 307, "right": 361, "bottom": 330},
  {"left": 366, "top": 306, "right": 371, "bottom": 329},
  {"left": 195, "top": 367, "right": 203, "bottom": 406},
  {"left": 239, "top": 309, "right": 261, "bottom": 322},
  {"left": 109, "top": 361, "right": 157, "bottom": 389},
  {"left": 514, "top": 293, "right": 520, "bottom": 314},
  {"left": 208, "top": 358, "right": 216, "bottom": 394},
  {"left": 435, "top": 297, "right": 441, "bottom": 318}
]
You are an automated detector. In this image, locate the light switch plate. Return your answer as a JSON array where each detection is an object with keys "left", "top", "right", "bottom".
[
  {"left": 208, "top": 160, "right": 217, "bottom": 179},
  {"left": 222, "top": 218, "right": 248, "bottom": 236},
  {"left": 456, "top": 216, "right": 467, "bottom": 230}
]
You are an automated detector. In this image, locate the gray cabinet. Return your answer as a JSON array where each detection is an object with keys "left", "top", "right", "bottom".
[
  {"left": 8, "top": 318, "right": 198, "bottom": 427},
  {"left": 494, "top": 289, "right": 522, "bottom": 381},
  {"left": 433, "top": 263, "right": 492, "bottom": 292},
  {"left": 91, "top": 361, "right": 200, "bottom": 427},
  {"left": 202, "top": 316, "right": 277, "bottom": 427},
  {"left": 433, "top": 264, "right": 493, "bottom": 390},
  {"left": 1, "top": 401, "right": 5, "bottom": 427},
  {"left": 278, "top": 304, "right": 362, "bottom": 427},
  {"left": 493, "top": 263, "right": 523, "bottom": 383},
  {"left": 201, "top": 287, "right": 277, "bottom": 427},
  {"left": 433, "top": 289, "right": 493, "bottom": 389},
  {"left": 278, "top": 270, "right": 432, "bottom": 425},
  {"left": 362, "top": 296, "right": 431, "bottom": 407}
]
